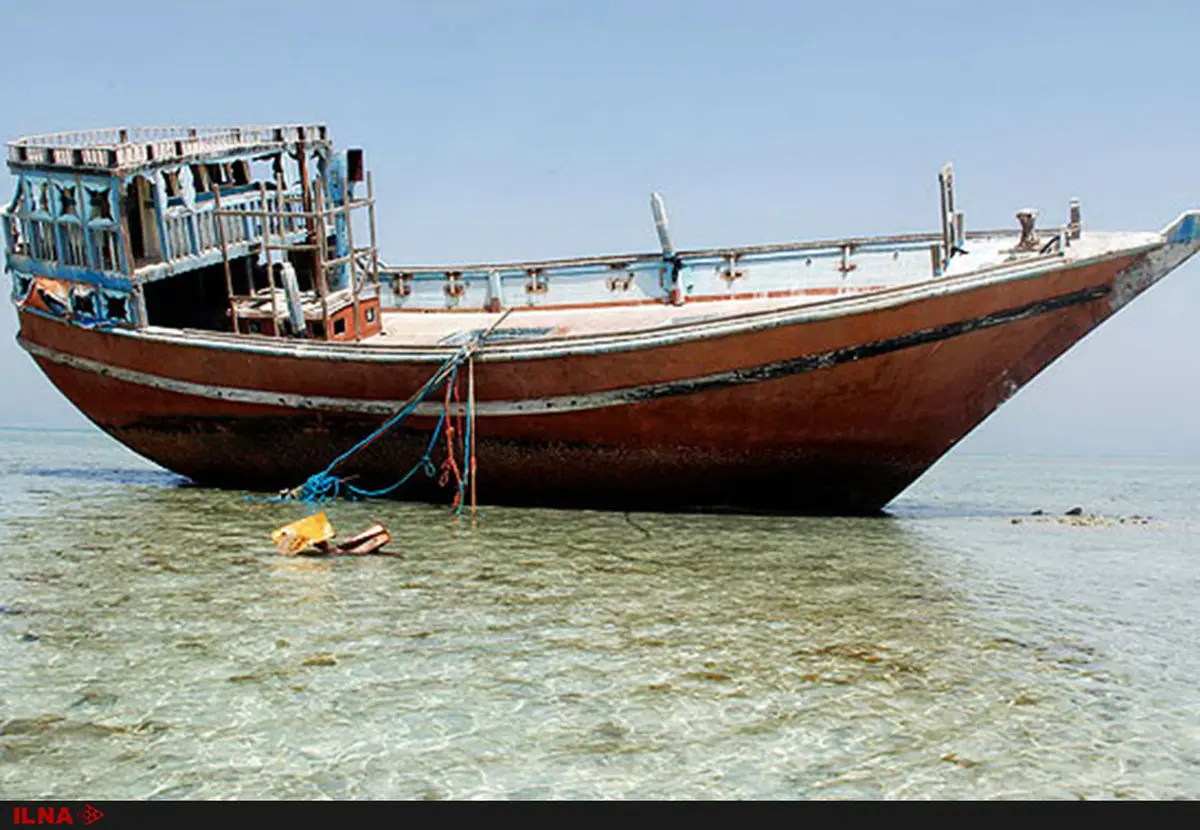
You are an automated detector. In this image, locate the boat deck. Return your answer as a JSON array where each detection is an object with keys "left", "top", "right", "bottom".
[{"left": 370, "top": 230, "right": 1161, "bottom": 347}]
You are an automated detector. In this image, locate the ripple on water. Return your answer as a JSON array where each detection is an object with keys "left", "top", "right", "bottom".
[{"left": 1, "top": 432, "right": 1198, "bottom": 798}]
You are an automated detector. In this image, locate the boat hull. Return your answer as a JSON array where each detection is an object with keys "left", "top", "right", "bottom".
[{"left": 12, "top": 241, "right": 1189, "bottom": 513}]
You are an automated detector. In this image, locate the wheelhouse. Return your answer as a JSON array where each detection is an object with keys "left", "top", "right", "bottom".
[{"left": 4, "top": 125, "right": 382, "bottom": 341}]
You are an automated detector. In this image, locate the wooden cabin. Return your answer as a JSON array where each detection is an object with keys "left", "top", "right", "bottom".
[{"left": 4, "top": 125, "right": 382, "bottom": 341}]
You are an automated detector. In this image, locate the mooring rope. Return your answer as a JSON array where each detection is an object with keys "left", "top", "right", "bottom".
[
  {"left": 274, "top": 309, "right": 512, "bottom": 506},
  {"left": 285, "top": 354, "right": 465, "bottom": 503}
]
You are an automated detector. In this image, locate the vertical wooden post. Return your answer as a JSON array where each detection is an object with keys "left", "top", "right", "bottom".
[
  {"left": 259, "top": 182, "right": 280, "bottom": 335},
  {"left": 75, "top": 174, "right": 92, "bottom": 270},
  {"left": 111, "top": 183, "right": 129, "bottom": 274},
  {"left": 367, "top": 171, "right": 380, "bottom": 288},
  {"left": 296, "top": 136, "right": 313, "bottom": 236},
  {"left": 274, "top": 168, "right": 303, "bottom": 333},
  {"left": 46, "top": 175, "right": 63, "bottom": 269},
  {"left": 132, "top": 283, "right": 147, "bottom": 326},
  {"left": 468, "top": 354, "right": 477, "bottom": 520},
  {"left": 213, "top": 185, "right": 238, "bottom": 333},
  {"left": 938, "top": 166, "right": 950, "bottom": 271},
  {"left": 344, "top": 195, "right": 361, "bottom": 340},
  {"left": 274, "top": 169, "right": 287, "bottom": 242},
  {"left": 150, "top": 171, "right": 170, "bottom": 263},
  {"left": 313, "top": 186, "right": 331, "bottom": 338}
]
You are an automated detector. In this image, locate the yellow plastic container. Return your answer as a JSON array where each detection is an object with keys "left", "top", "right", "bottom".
[{"left": 271, "top": 512, "right": 336, "bottom": 556}]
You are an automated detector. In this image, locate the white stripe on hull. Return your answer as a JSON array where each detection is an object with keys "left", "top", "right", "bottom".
[
  {"left": 20, "top": 338, "right": 604, "bottom": 417},
  {"left": 19, "top": 281, "right": 1116, "bottom": 421}
]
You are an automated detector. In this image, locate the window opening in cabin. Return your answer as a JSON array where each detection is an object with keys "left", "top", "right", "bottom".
[
  {"left": 251, "top": 158, "right": 277, "bottom": 189},
  {"left": 30, "top": 220, "right": 56, "bottom": 261},
  {"left": 103, "top": 293, "right": 128, "bottom": 322},
  {"left": 71, "top": 290, "right": 96, "bottom": 318},
  {"left": 91, "top": 228, "right": 120, "bottom": 272},
  {"left": 205, "top": 164, "right": 227, "bottom": 189},
  {"left": 59, "top": 185, "right": 77, "bottom": 216},
  {"left": 189, "top": 164, "right": 210, "bottom": 195},
  {"left": 231, "top": 160, "right": 251, "bottom": 186},
  {"left": 61, "top": 223, "right": 87, "bottom": 267},
  {"left": 333, "top": 316, "right": 346, "bottom": 336},
  {"left": 13, "top": 274, "right": 33, "bottom": 302},
  {"left": 6, "top": 214, "right": 25, "bottom": 256},
  {"left": 123, "top": 177, "right": 162, "bottom": 265},
  {"left": 87, "top": 187, "right": 112, "bottom": 221}
]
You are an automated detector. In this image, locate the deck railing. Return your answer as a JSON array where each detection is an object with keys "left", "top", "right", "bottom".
[
  {"left": 7, "top": 124, "right": 329, "bottom": 171},
  {"left": 159, "top": 187, "right": 308, "bottom": 263},
  {"left": 212, "top": 174, "right": 380, "bottom": 337}
]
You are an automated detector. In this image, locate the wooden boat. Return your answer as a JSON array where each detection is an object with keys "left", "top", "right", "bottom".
[{"left": 5, "top": 125, "right": 1198, "bottom": 513}]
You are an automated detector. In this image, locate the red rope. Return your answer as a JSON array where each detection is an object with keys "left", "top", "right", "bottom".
[
  {"left": 455, "top": 369, "right": 466, "bottom": 484},
  {"left": 439, "top": 370, "right": 463, "bottom": 508}
]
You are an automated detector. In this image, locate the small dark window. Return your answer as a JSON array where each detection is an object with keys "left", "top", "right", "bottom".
[
  {"left": 309, "top": 321, "right": 326, "bottom": 339},
  {"left": 71, "top": 291, "right": 96, "bottom": 318},
  {"left": 333, "top": 316, "right": 347, "bottom": 335},
  {"left": 365, "top": 306, "right": 376, "bottom": 323},
  {"left": 247, "top": 320, "right": 261, "bottom": 334},
  {"left": 231, "top": 160, "right": 251, "bottom": 186},
  {"left": 88, "top": 188, "right": 112, "bottom": 220},
  {"left": 13, "top": 274, "right": 33, "bottom": 301},
  {"left": 162, "top": 172, "right": 180, "bottom": 199},
  {"left": 59, "top": 185, "right": 77, "bottom": 216},
  {"left": 190, "top": 164, "right": 209, "bottom": 194},
  {"left": 206, "top": 163, "right": 229, "bottom": 187},
  {"left": 103, "top": 294, "right": 128, "bottom": 321}
]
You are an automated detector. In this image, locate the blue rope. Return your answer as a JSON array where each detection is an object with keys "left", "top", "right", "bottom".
[
  {"left": 286, "top": 352, "right": 466, "bottom": 503},
  {"left": 455, "top": 365, "right": 473, "bottom": 517},
  {"left": 343, "top": 406, "right": 448, "bottom": 498}
]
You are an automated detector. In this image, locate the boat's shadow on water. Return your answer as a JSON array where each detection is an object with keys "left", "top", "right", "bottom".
[
  {"left": 17, "top": 465, "right": 1022, "bottom": 523},
  {"left": 14, "top": 467, "right": 194, "bottom": 488}
]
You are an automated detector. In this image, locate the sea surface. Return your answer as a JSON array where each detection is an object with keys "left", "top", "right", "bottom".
[{"left": 0, "top": 427, "right": 1197, "bottom": 800}]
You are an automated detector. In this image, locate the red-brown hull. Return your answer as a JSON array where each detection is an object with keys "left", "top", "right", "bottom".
[{"left": 16, "top": 253, "right": 1141, "bottom": 513}]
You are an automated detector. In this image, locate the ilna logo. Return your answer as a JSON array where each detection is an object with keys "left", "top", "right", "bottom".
[{"left": 11, "top": 806, "right": 103, "bottom": 826}]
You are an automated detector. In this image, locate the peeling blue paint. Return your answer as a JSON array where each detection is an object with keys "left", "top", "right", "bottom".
[
  {"left": 1167, "top": 212, "right": 1200, "bottom": 245},
  {"left": 326, "top": 153, "right": 350, "bottom": 292},
  {"left": 5, "top": 254, "right": 132, "bottom": 291}
]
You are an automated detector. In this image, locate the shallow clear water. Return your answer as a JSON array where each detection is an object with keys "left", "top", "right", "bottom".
[{"left": 1, "top": 428, "right": 1198, "bottom": 799}]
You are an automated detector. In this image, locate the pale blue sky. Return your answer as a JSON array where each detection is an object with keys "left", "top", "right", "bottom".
[{"left": 2, "top": 0, "right": 1198, "bottom": 458}]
